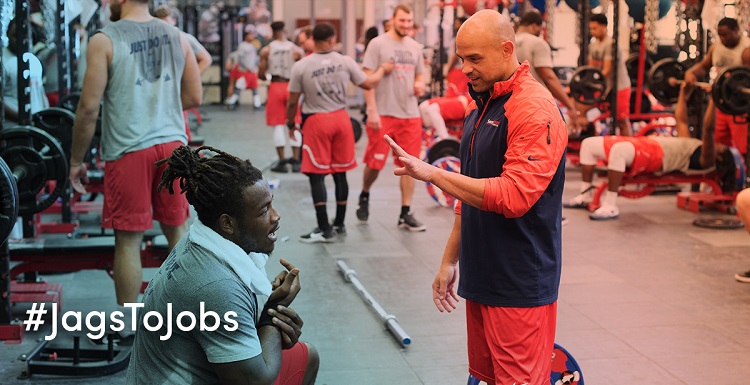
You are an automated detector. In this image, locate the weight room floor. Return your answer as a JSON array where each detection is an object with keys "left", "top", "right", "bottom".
[{"left": 2, "top": 104, "right": 750, "bottom": 385}]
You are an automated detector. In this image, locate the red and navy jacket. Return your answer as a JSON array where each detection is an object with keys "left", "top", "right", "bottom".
[{"left": 457, "top": 62, "right": 567, "bottom": 307}]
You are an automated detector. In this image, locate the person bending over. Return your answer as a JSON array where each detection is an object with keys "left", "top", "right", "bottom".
[
  {"left": 126, "top": 145, "right": 319, "bottom": 385},
  {"left": 418, "top": 95, "right": 469, "bottom": 139},
  {"left": 564, "top": 82, "right": 718, "bottom": 220}
]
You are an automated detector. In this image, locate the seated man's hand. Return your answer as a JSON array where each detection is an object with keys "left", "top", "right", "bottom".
[
  {"left": 266, "top": 305, "right": 303, "bottom": 349},
  {"left": 268, "top": 258, "right": 300, "bottom": 307}
]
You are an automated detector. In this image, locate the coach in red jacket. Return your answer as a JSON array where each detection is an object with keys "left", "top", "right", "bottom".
[{"left": 386, "top": 10, "right": 567, "bottom": 385}]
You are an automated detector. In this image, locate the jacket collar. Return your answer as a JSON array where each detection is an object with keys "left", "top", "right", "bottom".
[{"left": 469, "top": 61, "right": 530, "bottom": 102}]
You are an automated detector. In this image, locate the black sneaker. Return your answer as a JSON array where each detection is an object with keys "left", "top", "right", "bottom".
[
  {"left": 398, "top": 212, "right": 426, "bottom": 232},
  {"left": 270, "top": 160, "right": 288, "bottom": 173},
  {"left": 356, "top": 196, "right": 369, "bottom": 222},
  {"left": 332, "top": 224, "right": 346, "bottom": 235},
  {"left": 299, "top": 227, "right": 336, "bottom": 243},
  {"left": 735, "top": 270, "right": 750, "bottom": 283}
]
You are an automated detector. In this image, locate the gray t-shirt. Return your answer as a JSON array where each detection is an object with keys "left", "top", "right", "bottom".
[
  {"left": 126, "top": 235, "right": 262, "bottom": 384},
  {"left": 184, "top": 30, "right": 203, "bottom": 57},
  {"left": 649, "top": 136, "right": 703, "bottom": 173},
  {"left": 588, "top": 36, "right": 630, "bottom": 91},
  {"left": 267, "top": 40, "right": 301, "bottom": 79},
  {"left": 362, "top": 34, "right": 423, "bottom": 118},
  {"left": 237, "top": 41, "right": 258, "bottom": 72},
  {"left": 515, "top": 32, "right": 553, "bottom": 84},
  {"left": 98, "top": 19, "right": 187, "bottom": 161},
  {"left": 289, "top": 51, "right": 367, "bottom": 114}
]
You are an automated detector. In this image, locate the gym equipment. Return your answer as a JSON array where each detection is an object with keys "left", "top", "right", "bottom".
[
  {"left": 712, "top": 66, "right": 750, "bottom": 116},
  {"left": 0, "top": 127, "right": 68, "bottom": 216},
  {"left": 626, "top": 0, "right": 671, "bottom": 23},
  {"left": 648, "top": 59, "right": 750, "bottom": 115},
  {"left": 426, "top": 156, "right": 460, "bottom": 207},
  {"left": 626, "top": 53, "right": 653, "bottom": 87},
  {"left": 569, "top": 66, "right": 608, "bottom": 105},
  {"left": 468, "top": 342, "right": 584, "bottom": 384},
  {"left": 350, "top": 117, "right": 362, "bottom": 143},
  {"left": 426, "top": 138, "right": 460, "bottom": 165},
  {"left": 336, "top": 260, "right": 411, "bottom": 347},
  {"left": 31, "top": 107, "right": 76, "bottom": 160},
  {"left": 57, "top": 92, "right": 80, "bottom": 112},
  {"left": 0, "top": 158, "right": 19, "bottom": 246}
]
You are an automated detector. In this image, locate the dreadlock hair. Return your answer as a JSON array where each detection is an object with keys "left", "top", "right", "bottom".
[{"left": 156, "top": 146, "right": 264, "bottom": 227}]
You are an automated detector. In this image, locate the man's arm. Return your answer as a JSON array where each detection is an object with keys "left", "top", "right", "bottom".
[
  {"left": 258, "top": 46, "right": 269, "bottom": 79},
  {"left": 286, "top": 92, "right": 301, "bottom": 128},
  {"left": 432, "top": 214, "right": 461, "bottom": 313},
  {"left": 674, "top": 82, "right": 691, "bottom": 137},
  {"left": 536, "top": 66, "right": 579, "bottom": 130},
  {"left": 69, "top": 33, "right": 111, "bottom": 193},
  {"left": 362, "top": 68, "right": 380, "bottom": 129},
  {"left": 699, "top": 98, "right": 717, "bottom": 169},
  {"left": 742, "top": 47, "right": 750, "bottom": 66},
  {"left": 179, "top": 33, "right": 202, "bottom": 109},
  {"left": 196, "top": 45, "right": 213, "bottom": 74},
  {"left": 357, "top": 62, "right": 392, "bottom": 89},
  {"left": 685, "top": 45, "right": 714, "bottom": 85}
]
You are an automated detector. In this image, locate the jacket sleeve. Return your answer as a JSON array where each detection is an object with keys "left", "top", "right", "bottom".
[{"left": 481, "top": 99, "right": 567, "bottom": 217}]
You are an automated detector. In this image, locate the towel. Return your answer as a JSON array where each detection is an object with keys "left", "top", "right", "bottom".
[{"left": 188, "top": 218, "right": 273, "bottom": 298}]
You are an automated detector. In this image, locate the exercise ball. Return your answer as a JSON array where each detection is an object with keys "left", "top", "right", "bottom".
[
  {"left": 528, "top": 0, "right": 563, "bottom": 14},
  {"left": 626, "top": 0, "right": 671, "bottom": 23},
  {"left": 563, "top": 0, "right": 601, "bottom": 11}
]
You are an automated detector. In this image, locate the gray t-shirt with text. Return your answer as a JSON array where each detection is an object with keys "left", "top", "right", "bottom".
[
  {"left": 289, "top": 51, "right": 367, "bottom": 114},
  {"left": 362, "top": 34, "right": 423, "bottom": 118}
]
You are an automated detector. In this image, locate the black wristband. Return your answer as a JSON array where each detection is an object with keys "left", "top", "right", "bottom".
[
  {"left": 286, "top": 121, "right": 296, "bottom": 130},
  {"left": 256, "top": 302, "right": 278, "bottom": 329}
]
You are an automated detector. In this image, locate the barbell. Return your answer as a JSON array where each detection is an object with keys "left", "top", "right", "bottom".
[
  {"left": 0, "top": 127, "right": 68, "bottom": 216},
  {"left": 647, "top": 58, "right": 750, "bottom": 115},
  {"left": 569, "top": 66, "right": 609, "bottom": 105},
  {"left": 0, "top": 157, "right": 19, "bottom": 244}
]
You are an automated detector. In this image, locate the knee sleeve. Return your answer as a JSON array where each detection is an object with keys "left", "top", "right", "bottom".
[
  {"left": 579, "top": 136, "right": 606, "bottom": 166},
  {"left": 273, "top": 125, "right": 287, "bottom": 147},
  {"left": 308, "top": 174, "right": 327, "bottom": 204},
  {"left": 332, "top": 172, "right": 348, "bottom": 202},
  {"left": 289, "top": 129, "right": 302, "bottom": 147},
  {"left": 607, "top": 142, "right": 636, "bottom": 173}
]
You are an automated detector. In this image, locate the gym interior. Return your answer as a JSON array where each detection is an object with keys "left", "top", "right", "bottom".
[{"left": 1, "top": 0, "right": 750, "bottom": 384}]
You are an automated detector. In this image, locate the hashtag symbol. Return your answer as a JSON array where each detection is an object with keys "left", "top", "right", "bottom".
[{"left": 25, "top": 303, "right": 47, "bottom": 331}]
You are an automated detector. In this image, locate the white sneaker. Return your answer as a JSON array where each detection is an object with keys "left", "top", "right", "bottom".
[
  {"left": 224, "top": 94, "right": 239, "bottom": 105},
  {"left": 589, "top": 204, "right": 619, "bottom": 220},
  {"left": 563, "top": 194, "right": 591, "bottom": 209}
]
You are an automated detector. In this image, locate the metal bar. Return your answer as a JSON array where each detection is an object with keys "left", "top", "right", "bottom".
[
  {"left": 16, "top": 0, "right": 32, "bottom": 126},
  {"left": 635, "top": 27, "right": 646, "bottom": 115},
  {"left": 610, "top": 0, "right": 619, "bottom": 135},
  {"left": 336, "top": 260, "right": 411, "bottom": 347}
]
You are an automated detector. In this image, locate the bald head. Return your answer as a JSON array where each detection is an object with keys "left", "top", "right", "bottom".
[
  {"left": 459, "top": 10, "right": 516, "bottom": 46},
  {"left": 455, "top": 10, "right": 519, "bottom": 91}
]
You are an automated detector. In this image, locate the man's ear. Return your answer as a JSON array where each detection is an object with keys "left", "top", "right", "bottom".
[{"left": 218, "top": 214, "right": 236, "bottom": 235}]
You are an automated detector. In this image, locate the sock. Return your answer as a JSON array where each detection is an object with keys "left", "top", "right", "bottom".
[
  {"left": 603, "top": 190, "right": 618, "bottom": 207},
  {"left": 333, "top": 204, "right": 346, "bottom": 227},
  {"left": 400, "top": 206, "right": 410, "bottom": 217},
  {"left": 360, "top": 191, "right": 369, "bottom": 201},
  {"left": 315, "top": 205, "right": 329, "bottom": 231},
  {"left": 253, "top": 93, "right": 261, "bottom": 108}
]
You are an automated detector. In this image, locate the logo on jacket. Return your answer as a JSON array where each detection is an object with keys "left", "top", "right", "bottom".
[{"left": 486, "top": 119, "right": 500, "bottom": 127}]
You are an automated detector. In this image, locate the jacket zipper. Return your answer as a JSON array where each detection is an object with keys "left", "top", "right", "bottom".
[
  {"left": 469, "top": 97, "right": 492, "bottom": 157},
  {"left": 546, "top": 120, "right": 551, "bottom": 144}
]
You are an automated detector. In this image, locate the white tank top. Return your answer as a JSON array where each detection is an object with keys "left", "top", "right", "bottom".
[
  {"left": 712, "top": 35, "right": 750, "bottom": 71},
  {"left": 267, "top": 40, "right": 297, "bottom": 79}
]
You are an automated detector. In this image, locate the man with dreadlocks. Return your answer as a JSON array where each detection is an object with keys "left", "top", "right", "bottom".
[
  {"left": 127, "top": 145, "right": 319, "bottom": 385},
  {"left": 287, "top": 22, "right": 393, "bottom": 243}
]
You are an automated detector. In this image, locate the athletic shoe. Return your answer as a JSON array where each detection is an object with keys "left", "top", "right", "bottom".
[
  {"left": 589, "top": 204, "right": 619, "bottom": 220},
  {"left": 398, "top": 212, "right": 427, "bottom": 232},
  {"left": 286, "top": 158, "right": 300, "bottom": 173},
  {"left": 332, "top": 224, "right": 346, "bottom": 235},
  {"left": 224, "top": 94, "right": 239, "bottom": 105},
  {"left": 563, "top": 187, "right": 594, "bottom": 209},
  {"left": 299, "top": 227, "right": 336, "bottom": 243},
  {"left": 270, "top": 160, "right": 288, "bottom": 173},
  {"left": 735, "top": 270, "right": 750, "bottom": 283},
  {"left": 356, "top": 196, "right": 369, "bottom": 222}
]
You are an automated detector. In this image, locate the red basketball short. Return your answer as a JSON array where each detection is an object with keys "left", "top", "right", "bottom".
[
  {"left": 466, "top": 300, "right": 557, "bottom": 385},
  {"left": 715, "top": 109, "right": 748, "bottom": 154},
  {"left": 431, "top": 97, "right": 466, "bottom": 121},
  {"left": 229, "top": 65, "right": 258, "bottom": 90},
  {"left": 363, "top": 116, "right": 422, "bottom": 170},
  {"left": 273, "top": 342, "right": 309, "bottom": 385},
  {"left": 102, "top": 141, "right": 189, "bottom": 231},
  {"left": 301, "top": 110, "right": 357, "bottom": 174},
  {"left": 267, "top": 81, "right": 290, "bottom": 126}
]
